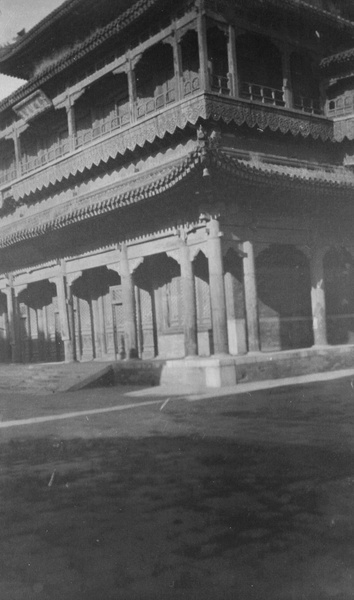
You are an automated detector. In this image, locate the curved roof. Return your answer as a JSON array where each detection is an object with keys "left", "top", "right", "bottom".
[
  {"left": 321, "top": 46, "right": 354, "bottom": 71},
  {"left": 2, "top": 0, "right": 354, "bottom": 80},
  {"left": 0, "top": 0, "right": 145, "bottom": 79}
]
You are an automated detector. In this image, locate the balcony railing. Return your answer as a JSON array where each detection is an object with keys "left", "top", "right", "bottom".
[
  {"left": 240, "top": 82, "right": 285, "bottom": 107},
  {"left": 293, "top": 94, "right": 321, "bottom": 115},
  {"left": 183, "top": 75, "right": 200, "bottom": 97},
  {"left": 75, "top": 110, "right": 130, "bottom": 149},
  {"left": 21, "top": 139, "right": 71, "bottom": 175},
  {"left": 327, "top": 95, "right": 354, "bottom": 118},
  {"left": 136, "top": 86, "right": 176, "bottom": 119},
  {"left": 210, "top": 73, "right": 230, "bottom": 95},
  {"left": 0, "top": 76, "right": 327, "bottom": 190}
]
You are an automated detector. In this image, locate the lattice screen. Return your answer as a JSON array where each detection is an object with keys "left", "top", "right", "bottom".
[{"left": 195, "top": 277, "right": 211, "bottom": 328}]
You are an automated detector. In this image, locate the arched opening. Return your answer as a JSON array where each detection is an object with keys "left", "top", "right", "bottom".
[
  {"left": 17, "top": 280, "right": 62, "bottom": 363},
  {"left": 72, "top": 267, "right": 120, "bottom": 360},
  {"left": 135, "top": 43, "right": 175, "bottom": 119},
  {"left": 0, "top": 138, "right": 16, "bottom": 185},
  {"left": 134, "top": 253, "right": 183, "bottom": 359},
  {"left": 224, "top": 248, "right": 246, "bottom": 355},
  {"left": 74, "top": 72, "right": 129, "bottom": 148},
  {"left": 290, "top": 51, "right": 321, "bottom": 114},
  {"left": 207, "top": 26, "right": 230, "bottom": 95},
  {"left": 236, "top": 34, "right": 284, "bottom": 106},
  {"left": 194, "top": 251, "right": 212, "bottom": 356},
  {"left": 324, "top": 247, "right": 354, "bottom": 345},
  {"left": 256, "top": 245, "right": 312, "bottom": 350},
  {"left": 21, "top": 107, "right": 69, "bottom": 174},
  {"left": 180, "top": 29, "right": 200, "bottom": 97}
]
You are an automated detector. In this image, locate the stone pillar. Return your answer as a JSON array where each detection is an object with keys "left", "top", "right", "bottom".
[
  {"left": 227, "top": 24, "right": 239, "bottom": 98},
  {"left": 310, "top": 247, "right": 328, "bottom": 346},
  {"left": 180, "top": 243, "right": 198, "bottom": 357},
  {"left": 52, "top": 274, "right": 74, "bottom": 362},
  {"left": 120, "top": 244, "right": 138, "bottom": 358},
  {"left": 243, "top": 241, "right": 261, "bottom": 352},
  {"left": 197, "top": 1, "right": 210, "bottom": 91},
  {"left": 207, "top": 218, "right": 229, "bottom": 354}
]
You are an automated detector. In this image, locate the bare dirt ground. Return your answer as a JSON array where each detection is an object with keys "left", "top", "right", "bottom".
[{"left": 1, "top": 377, "right": 354, "bottom": 600}]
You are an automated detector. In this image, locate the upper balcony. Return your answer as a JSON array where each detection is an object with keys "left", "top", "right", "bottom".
[{"left": 0, "top": 22, "right": 333, "bottom": 201}]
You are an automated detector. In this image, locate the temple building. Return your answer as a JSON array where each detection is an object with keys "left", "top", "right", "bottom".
[{"left": 1, "top": 0, "right": 354, "bottom": 386}]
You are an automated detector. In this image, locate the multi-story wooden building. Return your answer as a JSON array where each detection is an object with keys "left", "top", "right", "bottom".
[{"left": 1, "top": 0, "right": 354, "bottom": 385}]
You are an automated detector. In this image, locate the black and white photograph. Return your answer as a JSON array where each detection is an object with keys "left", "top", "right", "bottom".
[{"left": 1, "top": 0, "right": 354, "bottom": 598}]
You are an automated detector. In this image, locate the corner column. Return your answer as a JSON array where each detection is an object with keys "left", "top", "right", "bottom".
[
  {"left": 120, "top": 244, "right": 138, "bottom": 358},
  {"left": 310, "top": 247, "right": 328, "bottom": 346},
  {"left": 207, "top": 218, "right": 229, "bottom": 354},
  {"left": 197, "top": 0, "right": 210, "bottom": 91},
  {"left": 227, "top": 24, "right": 239, "bottom": 98},
  {"left": 243, "top": 241, "right": 261, "bottom": 352},
  {"left": 180, "top": 243, "right": 198, "bottom": 357}
]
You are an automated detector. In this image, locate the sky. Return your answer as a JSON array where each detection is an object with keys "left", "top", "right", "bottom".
[{"left": 0, "top": 0, "right": 65, "bottom": 100}]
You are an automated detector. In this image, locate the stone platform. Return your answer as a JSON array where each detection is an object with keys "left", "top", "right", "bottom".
[{"left": 0, "top": 344, "right": 353, "bottom": 394}]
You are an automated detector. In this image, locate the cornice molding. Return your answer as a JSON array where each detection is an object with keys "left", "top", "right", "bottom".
[{"left": 10, "top": 94, "right": 334, "bottom": 200}]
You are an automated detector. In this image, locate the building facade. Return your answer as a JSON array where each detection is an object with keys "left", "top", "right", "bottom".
[{"left": 1, "top": 0, "right": 354, "bottom": 382}]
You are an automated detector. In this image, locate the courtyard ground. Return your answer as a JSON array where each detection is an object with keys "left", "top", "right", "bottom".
[{"left": 1, "top": 374, "right": 354, "bottom": 599}]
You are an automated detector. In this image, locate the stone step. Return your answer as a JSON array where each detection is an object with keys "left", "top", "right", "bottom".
[{"left": 0, "top": 362, "right": 115, "bottom": 395}]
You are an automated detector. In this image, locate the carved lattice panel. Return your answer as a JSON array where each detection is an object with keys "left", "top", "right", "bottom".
[
  {"left": 161, "top": 276, "right": 183, "bottom": 331},
  {"left": 195, "top": 276, "right": 211, "bottom": 329},
  {"left": 81, "top": 298, "right": 94, "bottom": 359},
  {"left": 104, "top": 292, "right": 115, "bottom": 356},
  {"left": 139, "top": 288, "right": 156, "bottom": 358}
]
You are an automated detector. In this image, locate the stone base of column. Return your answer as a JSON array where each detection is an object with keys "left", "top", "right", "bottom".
[
  {"left": 63, "top": 339, "right": 75, "bottom": 363},
  {"left": 160, "top": 356, "right": 237, "bottom": 388}
]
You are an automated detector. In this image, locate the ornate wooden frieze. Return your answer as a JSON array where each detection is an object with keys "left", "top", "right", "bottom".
[
  {"left": 334, "top": 118, "right": 354, "bottom": 142},
  {"left": 11, "top": 93, "right": 335, "bottom": 200},
  {"left": 203, "top": 96, "right": 334, "bottom": 142},
  {"left": 13, "top": 90, "right": 52, "bottom": 122}
]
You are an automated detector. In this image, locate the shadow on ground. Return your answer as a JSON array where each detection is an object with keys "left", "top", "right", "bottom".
[{"left": 1, "top": 430, "right": 354, "bottom": 600}]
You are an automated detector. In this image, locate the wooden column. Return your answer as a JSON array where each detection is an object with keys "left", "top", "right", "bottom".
[
  {"left": 4, "top": 286, "right": 20, "bottom": 363},
  {"left": 171, "top": 31, "right": 183, "bottom": 102},
  {"left": 120, "top": 244, "right": 138, "bottom": 358},
  {"left": 66, "top": 101, "right": 76, "bottom": 151},
  {"left": 243, "top": 241, "right": 261, "bottom": 352},
  {"left": 197, "top": 0, "right": 210, "bottom": 91},
  {"left": 207, "top": 218, "right": 229, "bottom": 354},
  {"left": 281, "top": 45, "right": 293, "bottom": 109},
  {"left": 98, "top": 296, "right": 107, "bottom": 356},
  {"left": 227, "top": 24, "right": 239, "bottom": 98},
  {"left": 126, "top": 57, "right": 137, "bottom": 123},
  {"left": 180, "top": 243, "right": 198, "bottom": 357},
  {"left": 310, "top": 247, "right": 328, "bottom": 346},
  {"left": 13, "top": 128, "right": 22, "bottom": 176},
  {"left": 52, "top": 273, "right": 74, "bottom": 362}
]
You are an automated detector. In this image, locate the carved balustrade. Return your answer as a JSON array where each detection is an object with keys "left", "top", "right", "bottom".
[
  {"left": 239, "top": 81, "right": 285, "bottom": 107},
  {"left": 293, "top": 93, "right": 321, "bottom": 115}
]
